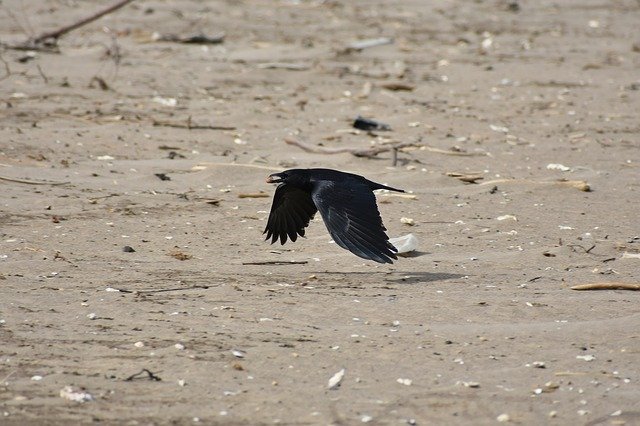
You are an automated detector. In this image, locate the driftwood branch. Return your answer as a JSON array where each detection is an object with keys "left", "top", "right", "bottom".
[
  {"left": 242, "top": 260, "right": 308, "bottom": 265},
  {"left": 284, "top": 137, "right": 421, "bottom": 158},
  {"left": 6, "top": 0, "right": 135, "bottom": 51},
  {"left": 284, "top": 137, "right": 487, "bottom": 159},
  {"left": 571, "top": 282, "right": 640, "bottom": 291}
]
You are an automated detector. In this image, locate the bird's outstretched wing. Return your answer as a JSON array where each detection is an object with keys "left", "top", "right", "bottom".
[
  {"left": 264, "top": 183, "right": 318, "bottom": 245},
  {"left": 312, "top": 180, "right": 397, "bottom": 264}
]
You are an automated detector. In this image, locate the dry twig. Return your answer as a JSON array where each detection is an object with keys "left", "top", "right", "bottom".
[
  {"left": 284, "top": 137, "right": 421, "bottom": 158},
  {"left": 6, "top": 0, "right": 135, "bottom": 51},
  {"left": 242, "top": 260, "right": 308, "bottom": 265},
  {"left": 124, "top": 369, "right": 162, "bottom": 382},
  {"left": 0, "top": 175, "right": 69, "bottom": 185},
  {"left": 152, "top": 118, "right": 235, "bottom": 131}
]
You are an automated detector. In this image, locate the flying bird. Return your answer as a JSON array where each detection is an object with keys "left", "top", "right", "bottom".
[{"left": 264, "top": 168, "right": 404, "bottom": 264}]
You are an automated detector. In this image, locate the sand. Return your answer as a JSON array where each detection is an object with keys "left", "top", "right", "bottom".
[{"left": 1, "top": 0, "right": 639, "bottom": 424}]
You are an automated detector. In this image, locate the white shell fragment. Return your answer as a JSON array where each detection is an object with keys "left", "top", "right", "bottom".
[
  {"left": 328, "top": 368, "right": 345, "bottom": 389},
  {"left": 231, "top": 349, "right": 246, "bottom": 358},
  {"left": 60, "top": 386, "right": 94, "bottom": 402},
  {"left": 496, "top": 413, "right": 510, "bottom": 422},
  {"left": 396, "top": 378, "right": 413, "bottom": 386},
  {"left": 389, "top": 234, "right": 419, "bottom": 255},
  {"left": 152, "top": 96, "right": 177, "bottom": 107},
  {"left": 576, "top": 354, "right": 595, "bottom": 361},
  {"left": 400, "top": 217, "right": 415, "bottom": 226},
  {"left": 621, "top": 252, "right": 640, "bottom": 259},
  {"left": 547, "top": 163, "right": 571, "bottom": 172},
  {"left": 496, "top": 215, "right": 517, "bottom": 221}
]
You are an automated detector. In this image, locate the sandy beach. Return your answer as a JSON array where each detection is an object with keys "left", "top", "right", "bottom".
[{"left": 1, "top": 0, "right": 639, "bottom": 424}]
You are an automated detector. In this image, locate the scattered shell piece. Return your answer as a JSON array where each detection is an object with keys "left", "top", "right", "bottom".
[
  {"left": 496, "top": 215, "right": 517, "bottom": 221},
  {"left": 231, "top": 349, "right": 246, "bottom": 358},
  {"left": 178, "top": 379, "right": 186, "bottom": 387},
  {"left": 87, "top": 313, "right": 97, "bottom": 320},
  {"left": 361, "top": 415, "right": 373, "bottom": 423},
  {"left": 496, "top": 413, "right": 510, "bottom": 422},
  {"left": 134, "top": 341, "right": 145, "bottom": 348},
  {"left": 60, "top": 386, "right": 94, "bottom": 402},
  {"left": 547, "top": 163, "right": 571, "bottom": 172},
  {"left": 105, "top": 287, "right": 120, "bottom": 292},
  {"left": 31, "top": 375, "right": 43, "bottom": 381},
  {"left": 152, "top": 96, "right": 177, "bottom": 107},
  {"left": 397, "top": 378, "right": 412, "bottom": 386},
  {"left": 489, "top": 124, "right": 509, "bottom": 133},
  {"left": 400, "top": 217, "right": 415, "bottom": 226},
  {"left": 532, "top": 361, "right": 546, "bottom": 368},
  {"left": 622, "top": 252, "right": 640, "bottom": 259},
  {"left": 174, "top": 343, "right": 185, "bottom": 350},
  {"left": 389, "top": 234, "right": 419, "bottom": 255},
  {"left": 611, "top": 410, "right": 622, "bottom": 417},
  {"left": 460, "top": 381, "right": 480, "bottom": 388},
  {"left": 96, "top": 155, "right": 115, "bottom": 161},
  {"left": 576, "top": 354, "right": 595, "bottom": 362},
  {"left": 328, "top": 368, "right": 345, "bottom": 389}
]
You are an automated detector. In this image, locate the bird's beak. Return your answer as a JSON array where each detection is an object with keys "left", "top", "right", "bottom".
[
  {"left": 267, "top": 173, "right": 282, "bottom": 183},
  {"left": 266, "top": 173, "right": 283, "bottom": 184}
]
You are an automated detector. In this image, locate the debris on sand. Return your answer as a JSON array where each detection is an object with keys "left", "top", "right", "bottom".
[
  {"left": 60, "top": 386, "right": 94, "bottom": 402},
  {"left": 353, "top": 116, "right": 392, "bottom": 132},
  {"left": 328, "top": 368, "right": 345, "bottom": 389},
  {"left": 390, "top": 234, "right": 419, "bottom": 255}
]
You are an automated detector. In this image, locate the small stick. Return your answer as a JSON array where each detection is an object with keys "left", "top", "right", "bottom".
[
  {"left": 131, "top": 285, "right": 210, "bottom": 294},
  {"left": 124, "top": 368, "right": 162, "bottom": 382},
  {"left": 36, "top": 64, "right": 49, "bottom": 83},
  {"left": 1, "top": 371, "right": 16, "bottom": 384},
  {"left": 0, "top": 175, "right": 69, "bottom": 185},
  {"left": 238, "top": 192, "right": 269, "bottom": 198},
  {"left": 0, "top": 52, "right": 11, "bottom": 81},
  {"left": 152, "top": 119, "right": 236, "bottom": 131},
  {"left": 571, "top": 283, "right": 640, "bottom": 291},
  {"left": 30, "top": 0, "right": 136, "bottom": 45},
  {"left": 242, "top": 260, "right": 308, "bottom": 265}
]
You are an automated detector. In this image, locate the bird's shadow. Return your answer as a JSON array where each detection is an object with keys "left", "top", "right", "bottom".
[
  {"left": 384, "top": 271, "right": 465, "bottom": 284},
  {"left": 309, "top": 269, "right": 465, "bottom": 285}
]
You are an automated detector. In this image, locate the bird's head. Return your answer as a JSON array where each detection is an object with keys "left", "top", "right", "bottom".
[{"left": 266, "top": 169, "right": 309, "bottom": 188}]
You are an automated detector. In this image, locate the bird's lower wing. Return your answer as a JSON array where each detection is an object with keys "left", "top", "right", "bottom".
[
  {"left": 312, "top": 181, "right": 397, "bottom": 264},
  {"left": 264, "top": 183, "right": 317, "bottom": 245}
]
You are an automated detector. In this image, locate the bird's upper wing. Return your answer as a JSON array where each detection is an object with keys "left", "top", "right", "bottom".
[
  {"left": 311, "top": 180, "right": 398, "bottom": 264},
  {"left": 264, "top": 183, "right": 318, "bottom": 245}
]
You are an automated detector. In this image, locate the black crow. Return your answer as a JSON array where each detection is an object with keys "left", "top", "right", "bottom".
[{"left": 264, "top": 168, "right": 404, "bottom": 264}]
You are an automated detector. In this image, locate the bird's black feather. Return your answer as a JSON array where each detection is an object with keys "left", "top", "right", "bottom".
[{"left": 263, "top": 168, "right": 403, "bottom": 264}]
